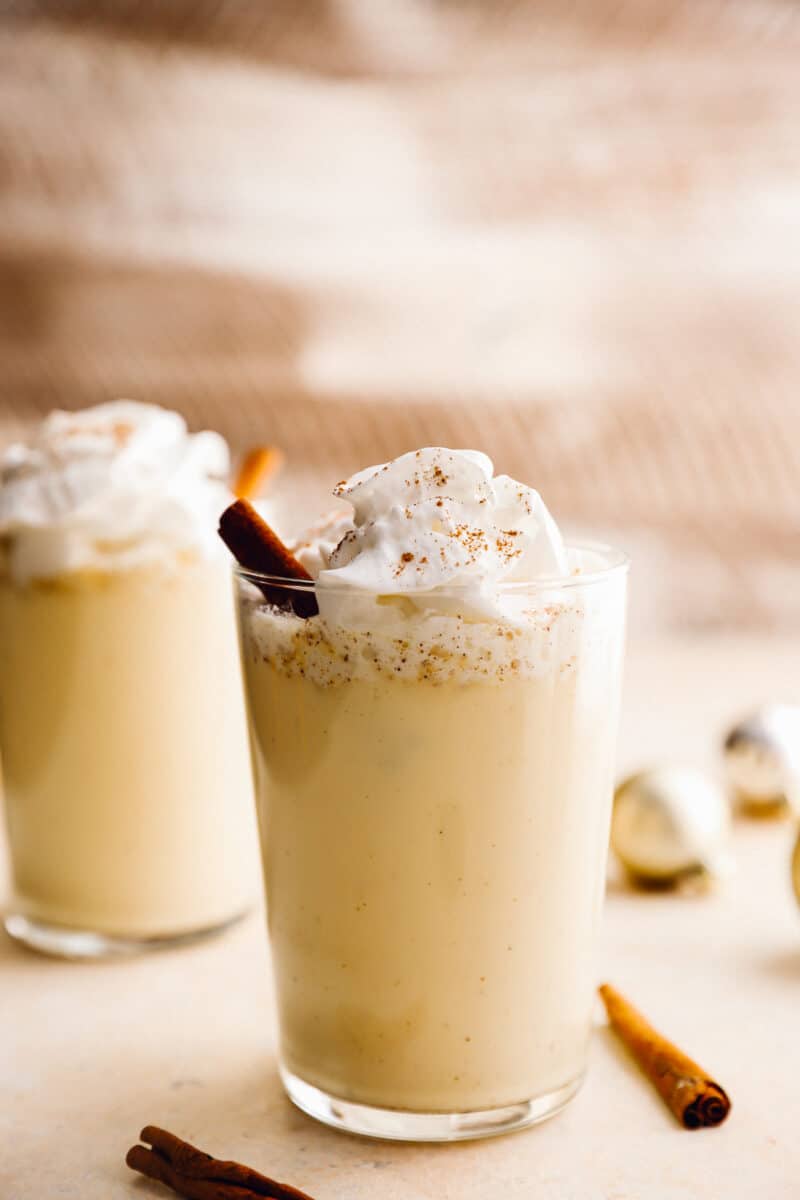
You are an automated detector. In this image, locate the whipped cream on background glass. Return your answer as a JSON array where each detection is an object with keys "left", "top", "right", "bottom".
[{"left": 0, "top": 400, "right": 230, "bottom": 583}]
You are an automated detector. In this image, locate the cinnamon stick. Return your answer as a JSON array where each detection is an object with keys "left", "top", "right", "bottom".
[
  {"left": 599, "top": 983, "right": 731, "bottom": 1129},
  {"left": 218, "top": 499, "right": 318, "bottom": 618},
  {"left": 233, "top": 446, "right": 284, "bottom": 501},
  {"left": 126, "top": 1126, "right": 317, "bottom": 1200}
]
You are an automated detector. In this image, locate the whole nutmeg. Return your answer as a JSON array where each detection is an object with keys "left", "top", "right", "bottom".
[
  {"left": 611, "top": 767, "right": 731, "bottom": 885},
  {"left": 723, "top": 705, "right": 800, "bottom": 816}
]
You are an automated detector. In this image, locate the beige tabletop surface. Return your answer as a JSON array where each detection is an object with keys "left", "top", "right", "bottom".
[{"left": 3, "top": 634, "right": 799, "bottom": 1199}]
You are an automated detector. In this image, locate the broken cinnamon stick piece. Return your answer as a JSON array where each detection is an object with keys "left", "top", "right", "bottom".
[
  {"left": 234, "top": 446, "right": 284, "bottom": 500},
  {"left": 126, "top": 1126, "right": 317, "bottom": 1200},
  {"left": 218, "top": 499, "right": 318, "bottom": 618},
  {"left": 599, "top": 983, "right": 731, "bottom": 1129}
]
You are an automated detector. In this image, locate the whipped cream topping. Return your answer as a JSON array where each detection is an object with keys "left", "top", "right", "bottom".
[
  {"left": 294, "top": 448, "right": 568, "bottom": 626},
  {"left": 0, "top": 401, "right": 231, "bottom": 583},
  {"left": 244, "top": 449, "right": 626, "bottom": 687},
  {"left": 292, "top": 509, "right": 354, "bottom": 580}
]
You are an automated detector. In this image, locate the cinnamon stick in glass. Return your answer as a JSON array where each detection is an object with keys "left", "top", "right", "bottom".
[
  {"left": 234, "top": 446, "right": 284, "bottom": 500},
  {"left": 218, "top": 499, "right": 318, "bottom": 618},
  {"left": 599, "top": 983, "right": 731, "bottom": 1129},
  {"left": 126, "top": 1126, "right": 316, "bottom": 1200}
]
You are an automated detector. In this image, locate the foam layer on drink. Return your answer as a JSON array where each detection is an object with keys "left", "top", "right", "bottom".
[
  {"left": 0, "top": 401, "right": 231, "bottom": 583},
  {"left": 242, "top": 546, "right": 619, "bottom": 687}
]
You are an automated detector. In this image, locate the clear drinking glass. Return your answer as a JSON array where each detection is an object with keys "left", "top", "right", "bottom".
[
  {"left": 235, "top": 545, "right": 628, "bottom": 1141},
  {"left": 0, "top": 557, "right": 258, "bottom": 958}
]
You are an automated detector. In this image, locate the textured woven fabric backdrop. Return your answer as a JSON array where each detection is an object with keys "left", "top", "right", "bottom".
[{"left": 1, "top": 1, "right": 799, "bottom": 631}]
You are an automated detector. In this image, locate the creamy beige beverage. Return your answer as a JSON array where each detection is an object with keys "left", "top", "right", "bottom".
[
  {"left": 0, "top": 402, "right": 257, "bottom": 952},
  {"left": 235, "top": 448, "right": 627, "bottom": 1138}
]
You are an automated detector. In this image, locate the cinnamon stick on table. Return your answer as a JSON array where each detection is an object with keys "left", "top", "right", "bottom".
[
  {"left": 233, "top": 446, "right": 285, "bottom": 501},
  {"left": 126, "top": 1126, "right": 317, "bottom": 1200},
  {"left": 218, "top": 498, "right": 318, "bottom": 618},
  {"left": 599, "top": 983, "right": 731, "bottom": 1129}
]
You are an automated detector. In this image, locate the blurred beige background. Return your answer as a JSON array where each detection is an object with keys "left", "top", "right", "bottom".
[{"left": 1, "top": 0, "right": 799, "bottom": 632}]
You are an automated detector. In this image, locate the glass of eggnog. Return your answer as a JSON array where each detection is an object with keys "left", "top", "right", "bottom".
[
  {"left": 0, "top": 401, "right": 258, "bottom": 957},
  {"left": 230, "top": 447, "right": 628, "bottom": 1141}
]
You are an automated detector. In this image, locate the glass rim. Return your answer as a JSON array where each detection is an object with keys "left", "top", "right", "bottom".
[{"left": 233, "top": 539, "right": 630, "bottom": 595}]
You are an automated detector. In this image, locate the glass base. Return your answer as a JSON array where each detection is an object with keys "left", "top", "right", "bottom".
[
  {"left": 280, "top": 1065, "right": 583, "bottom": 1142},
  {"left": 4, "top": 909, "right": 248, "bottom": 960}
]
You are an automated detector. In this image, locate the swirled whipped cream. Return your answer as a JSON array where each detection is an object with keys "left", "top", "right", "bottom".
[
  {"left": 0, "top": 401, "right": 231, "bottom": 583},
  {"left": 244, "top": 449, "right": 624, "bottom": 686},
  {"left": 294, "top": 447, "right": 568, "bottom": 625}
]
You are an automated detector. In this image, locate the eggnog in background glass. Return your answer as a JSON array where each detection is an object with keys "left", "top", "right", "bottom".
[
  {"left": 235, "top": 448, "right": 629, "bottom": 1141},
  {"left": 0, "top": 402, "right": 257, "bottom": 957}
]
